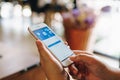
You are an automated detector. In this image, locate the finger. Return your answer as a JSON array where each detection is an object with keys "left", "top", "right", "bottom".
[
  {"left": 68, "top": 64, "right": 79, "bottom": 79},
  {"left": 69, "top": 54, "right": 94, "bottom": 65},
  {"left": 61, "top": 38, "right": 68, "bottom": 46},
  {"left": 64, "top": 41, "right": 71, "bottom": 49},
  {"left": 80, "top": 75, "right": 86, "bottom": 80},
  {"left": 73, "top": 50, "right": 93, "bottom": 55},
  {"left": 64, "top": 41, "right": 68, "bottom": 46},
  {"left": 68, "top": 64, "right": 78, "bottom": 75},
  {"left": 77, "top": 73, "right": 82, "bottom": 79},
  {"left": 70, "top": 73, "right": 82, "bottom": 80}
]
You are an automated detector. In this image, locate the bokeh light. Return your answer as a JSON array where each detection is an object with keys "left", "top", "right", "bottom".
[{"left": 22, "top": 5, "right": 32, "bottom": 17}]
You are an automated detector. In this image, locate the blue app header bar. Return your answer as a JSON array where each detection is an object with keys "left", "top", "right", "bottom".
[{"left": 33, "top": 27, "right": 55, "bottom": 40}]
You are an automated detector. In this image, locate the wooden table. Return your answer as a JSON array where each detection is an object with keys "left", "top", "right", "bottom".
[{"left": 0, "top": 17, "right": 46, "bottom": 80}]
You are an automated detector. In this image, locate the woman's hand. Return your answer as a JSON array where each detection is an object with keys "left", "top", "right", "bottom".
[
  {"left": 36, "top": 40, "right": 69, "bottom": 80},
  {"left": 68, "top": 50, "right": 115, "bottom": 80}
]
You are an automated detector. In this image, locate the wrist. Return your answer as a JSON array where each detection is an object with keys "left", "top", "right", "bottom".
[{"left": 101, "top": 67, "right": 120, "bottom": 80}]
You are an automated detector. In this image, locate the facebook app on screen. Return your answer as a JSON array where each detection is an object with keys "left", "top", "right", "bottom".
[{"left": 33, "top": 26, "right": 73, "bottom": 61}]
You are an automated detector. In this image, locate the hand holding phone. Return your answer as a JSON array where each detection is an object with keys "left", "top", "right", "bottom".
[{"left": 28, "top": 23, "right": 74, "bottom": 67}]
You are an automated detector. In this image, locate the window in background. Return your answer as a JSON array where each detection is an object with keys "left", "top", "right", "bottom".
[{"left": 80, "top": 0, "right": 120, "bottom": 59}]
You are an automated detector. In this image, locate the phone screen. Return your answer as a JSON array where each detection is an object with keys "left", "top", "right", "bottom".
[{"left": 33, "top": 26, "right": 73, "bottom": 61}]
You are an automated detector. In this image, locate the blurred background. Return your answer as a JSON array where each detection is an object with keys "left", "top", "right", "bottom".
[{"left": 0, "top": 0, "right": 120, "bottom": 79}]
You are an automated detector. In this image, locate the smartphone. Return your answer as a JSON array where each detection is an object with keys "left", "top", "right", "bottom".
[{"left": 28, "top": 23, "right": 74, "bottom": 67}]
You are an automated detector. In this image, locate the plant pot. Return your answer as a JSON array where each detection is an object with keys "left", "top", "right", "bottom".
[{"left": 64, "top": 27, "right": 95, "bottom": 52}]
